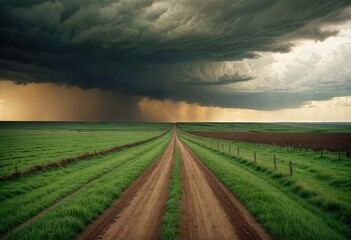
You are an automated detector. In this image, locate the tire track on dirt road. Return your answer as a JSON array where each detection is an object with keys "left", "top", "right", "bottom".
[
  {"left": 177, "top": 134, "right": 271, "bottom": 240},
  {"left": 78, "top": 129, "right": 175, "bottom": 240}
]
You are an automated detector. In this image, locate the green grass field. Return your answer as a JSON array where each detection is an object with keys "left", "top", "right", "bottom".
[
  {"left": 0, "top": 122, "right": 170, "bottom": 176},
  {"left": 179, "top": 130, "right": 351, "bottom": 239},
  {"left": 1, "top": 130, "right": 172, "bottom": 240},
  {"left": 179, "top": 122, "right": 351, "bottom": 132},
  {"left": 1, "top": 122, "right": 350, "bottom": 240}
]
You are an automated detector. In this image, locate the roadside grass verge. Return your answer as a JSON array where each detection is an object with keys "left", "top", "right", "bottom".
[
  {"left": 0, "top": 132, "right": 171, "bottom": 238},
  {"left": 160, "top": 143, "right": 181, "bottom": 240},
  {"left": 179, "top": 132, "right": 348, "bottom": 240}
]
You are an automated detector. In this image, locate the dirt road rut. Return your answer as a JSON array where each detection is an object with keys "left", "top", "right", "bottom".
[{"left": 78, "top": 132, "right": 175, "bottom": 240}]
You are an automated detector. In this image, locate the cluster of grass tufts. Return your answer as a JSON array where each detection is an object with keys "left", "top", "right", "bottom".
[
  {"left": 160, "top": 143, "right": 181, "bottom": 240},
  {"left": 179, "top": 132, "right": 350, "bottom": 240}
]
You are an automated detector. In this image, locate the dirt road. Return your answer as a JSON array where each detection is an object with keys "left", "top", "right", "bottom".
[
  {"left": 79, "top": 128, "right": 270, "bottom": 240},
  {"left": 78, "top": 132, "right": 175, "bottom": 240},
  {"left": 176, "top": 135, "right": 271, "bottom": 240}
]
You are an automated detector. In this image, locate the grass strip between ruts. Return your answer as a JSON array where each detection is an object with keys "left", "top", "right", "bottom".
[{"left": 160, "top": 142, "right": 181, "bottom": 240}]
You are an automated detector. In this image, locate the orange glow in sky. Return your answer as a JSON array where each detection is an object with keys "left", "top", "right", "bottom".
[{"left": 1, "top": 81, "right": 349, "bottom": 122}]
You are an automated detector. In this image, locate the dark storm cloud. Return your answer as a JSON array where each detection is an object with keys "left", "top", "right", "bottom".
[
  {"left": 177, "top": 74, "right": 255, "bottom": 86},
  {"left": 0, "top": 0, "right": 351, "bottom": 111},
  {"left": 170, "top": 87, "right": 340, "bottom": 110}
]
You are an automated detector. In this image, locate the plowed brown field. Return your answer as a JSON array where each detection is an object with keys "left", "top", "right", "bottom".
[{"left": 188, "top": 131, "right": 351, "bottom": 153}]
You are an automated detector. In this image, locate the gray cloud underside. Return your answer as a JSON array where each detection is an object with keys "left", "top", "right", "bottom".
[
  {"left": 176, "top": 74, "right": 255, "bottom": 86},
  {"left": 1, "top": 0, "right": 351, "bottom": 112}
]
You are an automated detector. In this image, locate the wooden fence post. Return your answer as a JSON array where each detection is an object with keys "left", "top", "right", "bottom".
[
  {"left": 304, "top": 149, "right": 307, "bottom": 155},
  {"left": 15, "top": 165, "right": 18, "bottom": 173},
  {"left": 237, "top": 147, "right": 240, "bottom": 157},
  {"left": 320, "top": 150, "right": 323, "bottom": 157},
  {"left": 222, "top": 144, "right": 224, "bottom": 152},
  {"left": 229, "top": 146, "right": 231, "bottom": 155},
  {"left": 254, "top": 152, "right": 256, "bottom": 163},
  {"left": 290, "top": 161, "right": 293, "bottom": 176},
  {"left": 274, "top": 154, "right": 277, "bottom": 170}
]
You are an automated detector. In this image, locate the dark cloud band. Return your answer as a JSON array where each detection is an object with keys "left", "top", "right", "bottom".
[{"left": 0, "top": 0, "right": 350, "bottom": 112}]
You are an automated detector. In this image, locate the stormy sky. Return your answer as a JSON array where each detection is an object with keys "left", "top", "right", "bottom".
[{"left": 1, "top": 0, "right": 351, "bottom": 121}]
